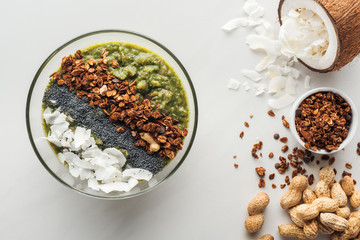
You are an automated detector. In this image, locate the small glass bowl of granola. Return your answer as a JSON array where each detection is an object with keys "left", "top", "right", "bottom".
[{"left": 290, "top": 87, "right": 358, "bottom": 154}]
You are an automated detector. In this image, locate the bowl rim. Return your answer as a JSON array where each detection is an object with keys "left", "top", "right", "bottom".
[
  {"left": 289, "top": 87, "right": 358, "bottom": 155},
  {"left": 25, "top": 29, "right": 199, "bottom": 199}
]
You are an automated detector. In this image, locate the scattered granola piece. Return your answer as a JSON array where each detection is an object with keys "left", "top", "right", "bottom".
[
  {"left": 346, "top": 163, "right": 353, "bottom": 169},
  {"left": 267, "top": 110, "right": 275, "bottom": 117},
  {"left": 280, "top": 184, "right": 286, "bottom": 189},
  {"left": 258, "top": 179, "right": 265, "bottom": 188},
  {"left": 357, "top": 148, "right": 360, "bottom": 156},
  {"left": 244, "top": 121, "right": 250, "bottom": 127},
  {"left": 280, "top": 137, "right": 288, "bottom": 143},
  {"left": 316, "top": 160, "right": 320, "bottom": 165},
  {"left": 234, "top": 163, "right": 239, "bottom": 168},
  {"left": 308, "top": 174, "right": 314, "bottom": 185},
  {"left": 240, "top": 131, "right": 244, "bottom": 138},
  {"left": 269, "top": 173, "right": 275, "bottom": 180},
  {"left": 281, "top": 145, "right": 289, "bottom": 153},
  {"left": 282, "top": 119, "right": 290, "bottom": 128},
  {"left": 272, "top": 184, "right": 277, "bottom": 189},
  {"left": 269, "top": 152, "right": 274, "bottom": 158},
  {"left": 256, "top": 167, "right": 266, "bottom": 177},
  {"left": 329, "top": 157, "right": 335, "bottom": 165},
  {"left": 233, "top": 155, "right": 237, "bottom": 159},
  {"left": 250, "top": 114, "right": 254, "bottom": 118}
]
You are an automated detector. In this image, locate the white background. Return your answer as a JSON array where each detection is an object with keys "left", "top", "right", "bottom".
[{"left": 2, "top": 0, "right": 360, "bottom": 239}]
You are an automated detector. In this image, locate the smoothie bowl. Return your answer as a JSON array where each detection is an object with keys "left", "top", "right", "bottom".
[{"left": 26, "top": 30, "right": 198, "bottom": 199}]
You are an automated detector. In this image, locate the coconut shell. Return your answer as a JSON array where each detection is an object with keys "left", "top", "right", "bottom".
[{"left": 278, "top": 0, "right": 360, "bottom": 72}]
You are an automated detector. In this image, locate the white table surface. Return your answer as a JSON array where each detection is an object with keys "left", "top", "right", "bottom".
[{"left": 2, "top": 0, "right": 360, "bottom": 239}]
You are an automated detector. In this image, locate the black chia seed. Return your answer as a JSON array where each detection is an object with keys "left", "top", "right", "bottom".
[{"left": 43, "top": 82, "right": 164, "bottom": 174}]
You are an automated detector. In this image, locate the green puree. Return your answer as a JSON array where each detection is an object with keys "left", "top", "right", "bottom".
[{"left": 81, "top": 42, "right": 189, "bottom": 129}]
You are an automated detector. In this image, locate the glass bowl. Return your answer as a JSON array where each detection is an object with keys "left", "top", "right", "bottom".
[
  {"left": 289, "top": 87, "right": 358, "bottom": 155},
  {"left": 26, "top": 30, "right": 198, "bottom": 199}
]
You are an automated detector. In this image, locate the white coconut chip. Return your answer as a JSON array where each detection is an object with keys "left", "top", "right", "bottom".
[
  {"left": 242, "top": 69, "right": 262, "bottom": 82},
  {"left": 222, "top": 18, "right": 248, "bottom": 32},
  {"left": 43, "top": 107, "right": 60, "bottom": 124},
  {"left": 285, "top": 77, "right": 297, "bottom": 95},
  {"left": 304, "top": 75, "right": 311, "bottom": 89},
  {"left": 267, "top": 93, "right": 295, "bottom": 109},
  {"left": 246, "top": 35, "right": 282, "bottom": 71},
  {"left": 268, "top": 76, "right": 287, "bottom": 94},
  {"left": 43, "top": 108, "right": 153, "bottom": 194},
  {"left": 227, "top": 78, "right": 241, "bottom": 90},
  {"left": 243, "top": 0, "right": 264, "bottom": 18},
  {"left": 122, "top": 168, "right": 153, "bottom": 181}
]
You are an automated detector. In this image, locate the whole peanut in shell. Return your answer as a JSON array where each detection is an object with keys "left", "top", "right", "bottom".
[
  {"left": 280, "top": 176, "right": 308, "bottom": 209},
  {"left": 320, "top": 213, "right": 349, "bottom": 232},
  {"left": 248, "top": 192, "right": 270, "bottom": 216},
  {"left": 342, "top": 176, "right": 355, "bottom": 196},
  {"left": 331, "top": 183, "right": 348, "bottom": 207},
  {"left": 303, "top": 219, "right": 319, "bottom": 239},
  {"left": 336, "top": 206, "right": 351, "bottom": 219},
  {"left": 350, "top": 189, "right": 360, "bottom": 209},
  {"left": 303, "top": 187, "right": 317, "bottom": 204},
  {"left": 251, "top": 234, "right": 274, "bottom": 240},
  {"left": 278, "top": 224, "right": 306, "bottom": 239},
  {"left": 245, "top": 214, "right": 264, "bottom": 233}
]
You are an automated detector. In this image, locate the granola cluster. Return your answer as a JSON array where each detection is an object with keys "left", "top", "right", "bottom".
[
  {"left": 50, "top": 49, "right": 187, "bottom": 159},
  {"left": 295, "top": 92, "right": 352, "bottom": 152}
]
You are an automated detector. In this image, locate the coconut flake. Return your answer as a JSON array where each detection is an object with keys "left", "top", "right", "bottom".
[
  {"left": 268, "top": 93, "right": 295, "bottom": 109},
  {"left": 243, "top": 0, "right": 264, "bottom": 18},
  {"left": 242, "top": 69, "right": 262, "bottom": 82},
  {"left": 285, "top": 77, "right": 297, "bottom": 95},
  {"left": 268, "top": 76, "right": 287, "bottom": 94},
  {"left": 43, "top": 108, "right": 153, "bottom": 194},
  {"left": 246, "top": 35, "right": 282, "bottom": 71},
  {"left": 123, "top": 168, "right": 153, "bottom": 181},
  {"left": 227, "top": 78, "right": 241, "bottom": 90},
  {"left": 222, "top": 18, "right": 248, "bottom": 32}
]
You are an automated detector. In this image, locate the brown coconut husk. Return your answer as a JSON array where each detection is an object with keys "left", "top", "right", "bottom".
[{"left": 278, "top": 0, "right": 360, "bottom": 73}]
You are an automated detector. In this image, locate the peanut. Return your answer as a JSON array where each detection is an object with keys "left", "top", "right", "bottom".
[
  {"left": 336, "top": 206, "right": 351, "bottom": 219},
  {"left": 331, "top": 183, "right": 348, "bottom": 207},
  {"left": 320, "top": 213, "right": 349, "bottom": 232},
  {"left": 251, "top": 234, "right": 274, "bottom": 240},
  {"left": 278, "top": 224, "right": 306, "bottom": 239},
  {"left": 297, "top": 203, "right": 320, "bottom": 221},
  {"left": 350, "top": 189, "right": 360, "bottom": 209},
  {"left": 344, "top": 210, "right": 360, "bottom": 239},
  {"left": 245, "top": 214, "right": 264, "bottom": 233},
  {"left": 248, "top": 192, "right": 270, "bottom": 216},
  {"left": 313, "top": 197, "right": 339, "bottom": 212},
  {"left": 303, "top": 219, "right": 319, "bottom": 239},
  {"left": 319, "top": 221, "right": 335, "bottom": 235},
  {"left": 303, "top": 187, "right": 317, "bottom": 204},
  {"left": 342, "top": 176, "right": 355, "bottom": 196},
  {"left": 280, "top": 176, "right": 308, "bottom": 209},
  {"left": 333, "top": 210, "right": 360, "bottom": 239},
  {"left": 315, "top": 180, "right": 331, "bottom": 198},
  {"left": 315, "top": 167, "right": 335, "bottom": 198},
  {"left": 298, "top": 197, "right": 339, "bottom": 221},
  {"left": 320, "top": 167, "right": 336, "bottom": 186},
  {"left": 288, "top": 206, "right": 306, "bottom": 227}
]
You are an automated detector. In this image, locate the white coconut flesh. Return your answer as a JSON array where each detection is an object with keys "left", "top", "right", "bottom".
[{"left": 279, "top": 0, "right": 339, "bottom": 71}]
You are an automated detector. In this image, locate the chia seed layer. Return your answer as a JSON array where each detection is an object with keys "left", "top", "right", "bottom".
[{"left": 43, "top": 82, "right": 164, "bottom": 174}]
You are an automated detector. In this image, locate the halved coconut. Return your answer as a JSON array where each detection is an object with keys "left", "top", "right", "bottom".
[{"left": 278, "top": 0, "right": 360, "bottom": 72}]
